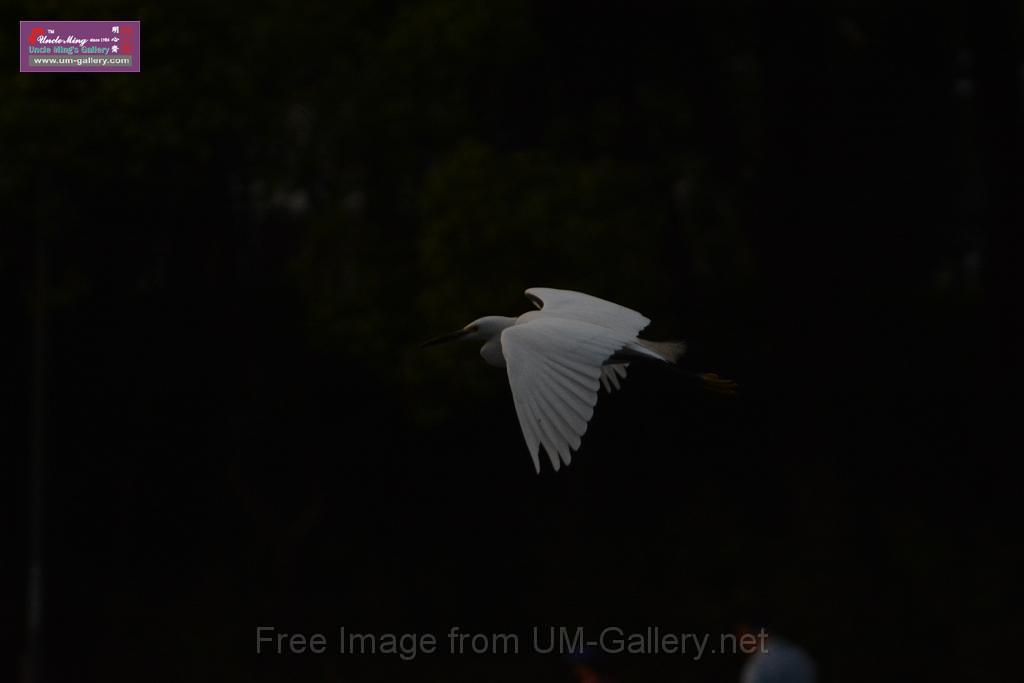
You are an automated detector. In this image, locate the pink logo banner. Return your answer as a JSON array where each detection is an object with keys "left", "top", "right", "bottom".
[{"left": 20, "top": 20, "right": 140, "bottom": 73}]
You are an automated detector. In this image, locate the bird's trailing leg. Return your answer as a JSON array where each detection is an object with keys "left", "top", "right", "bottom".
[
  {"left": 698, "top": 372, "right": 737, "bottom": 396},
  {"left": 664, "top": 364, "right": 737, "bottom": 396}
]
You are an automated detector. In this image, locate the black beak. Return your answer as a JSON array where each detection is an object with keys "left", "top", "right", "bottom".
[{"left": 420, "top": 327, "right": 471, "bottom": 348}]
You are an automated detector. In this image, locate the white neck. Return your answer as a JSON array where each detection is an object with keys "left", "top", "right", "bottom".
[
  {"left": 470, "top": 315, "right": 517, "bottom": 341},
  {"left": 472, "top": 316, "right": 516, "bottom": 367}
]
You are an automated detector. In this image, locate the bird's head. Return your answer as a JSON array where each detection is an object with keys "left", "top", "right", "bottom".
[{"left": 420, "top": 316, "right": 514, "bottom": 347}]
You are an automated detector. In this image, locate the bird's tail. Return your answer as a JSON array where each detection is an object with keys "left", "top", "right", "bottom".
[
  {"left": 632, "top": 339, "right": 737, "bottom": 395},
  {"left": 637, "top": 339, "right": 687, "bottom": 364}
]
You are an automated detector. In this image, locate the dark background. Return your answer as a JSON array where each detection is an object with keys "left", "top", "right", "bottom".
[{"left": 2, "top": 1, "right": 1020, "bottom": 681}]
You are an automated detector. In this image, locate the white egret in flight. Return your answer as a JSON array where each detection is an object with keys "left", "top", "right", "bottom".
[{"left": 422, "top": 287, "right": 735, "bottom": 473}]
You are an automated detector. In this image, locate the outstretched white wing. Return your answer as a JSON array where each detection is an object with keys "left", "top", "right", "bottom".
[
  {"left": 525, "top": 287, "right": 650, "bottom": 336},
  {"left": 501, "top": 317, "right": 636, "bottom": 473}
]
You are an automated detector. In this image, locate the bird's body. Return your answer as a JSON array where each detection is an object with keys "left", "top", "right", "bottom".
[
  {"left": 472, "top": 310, "right": 673, "bottom": 370},
  {"left": 422, "top": 287, "right": 732, "bottom": 473}
]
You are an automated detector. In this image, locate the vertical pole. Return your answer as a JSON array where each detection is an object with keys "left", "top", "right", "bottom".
[{"left": 23, "top": 217, "right": 49, "bottom": 683}]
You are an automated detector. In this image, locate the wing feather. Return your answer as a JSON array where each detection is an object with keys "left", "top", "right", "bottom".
[
  {"left": 502, "top": 317, "right": 635, "bottom": 471},
  {"left": 533, "top": 369, "right": 589, "bottom": 435},
  {"left": 600, "top": 363, "right": 629, "bottom": 393},
  {"left": 539, "top": 357, "right": 600, "bottom": 407},
  {"left": 531, "top": 386, "right": 578, "bottom": 463},
  {"left": 526, "top": 392, "right": 564, "bottom": 470},
  {"left": 525, "top": 287, "right": 650, "bottom": 336},
  {"left": 510, "top": 390, "right": 541, "bottom": 472}
]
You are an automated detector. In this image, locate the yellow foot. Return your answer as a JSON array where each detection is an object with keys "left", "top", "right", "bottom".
[{"left": 701, "top": 373, "right": 737, "bottom": 396}]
